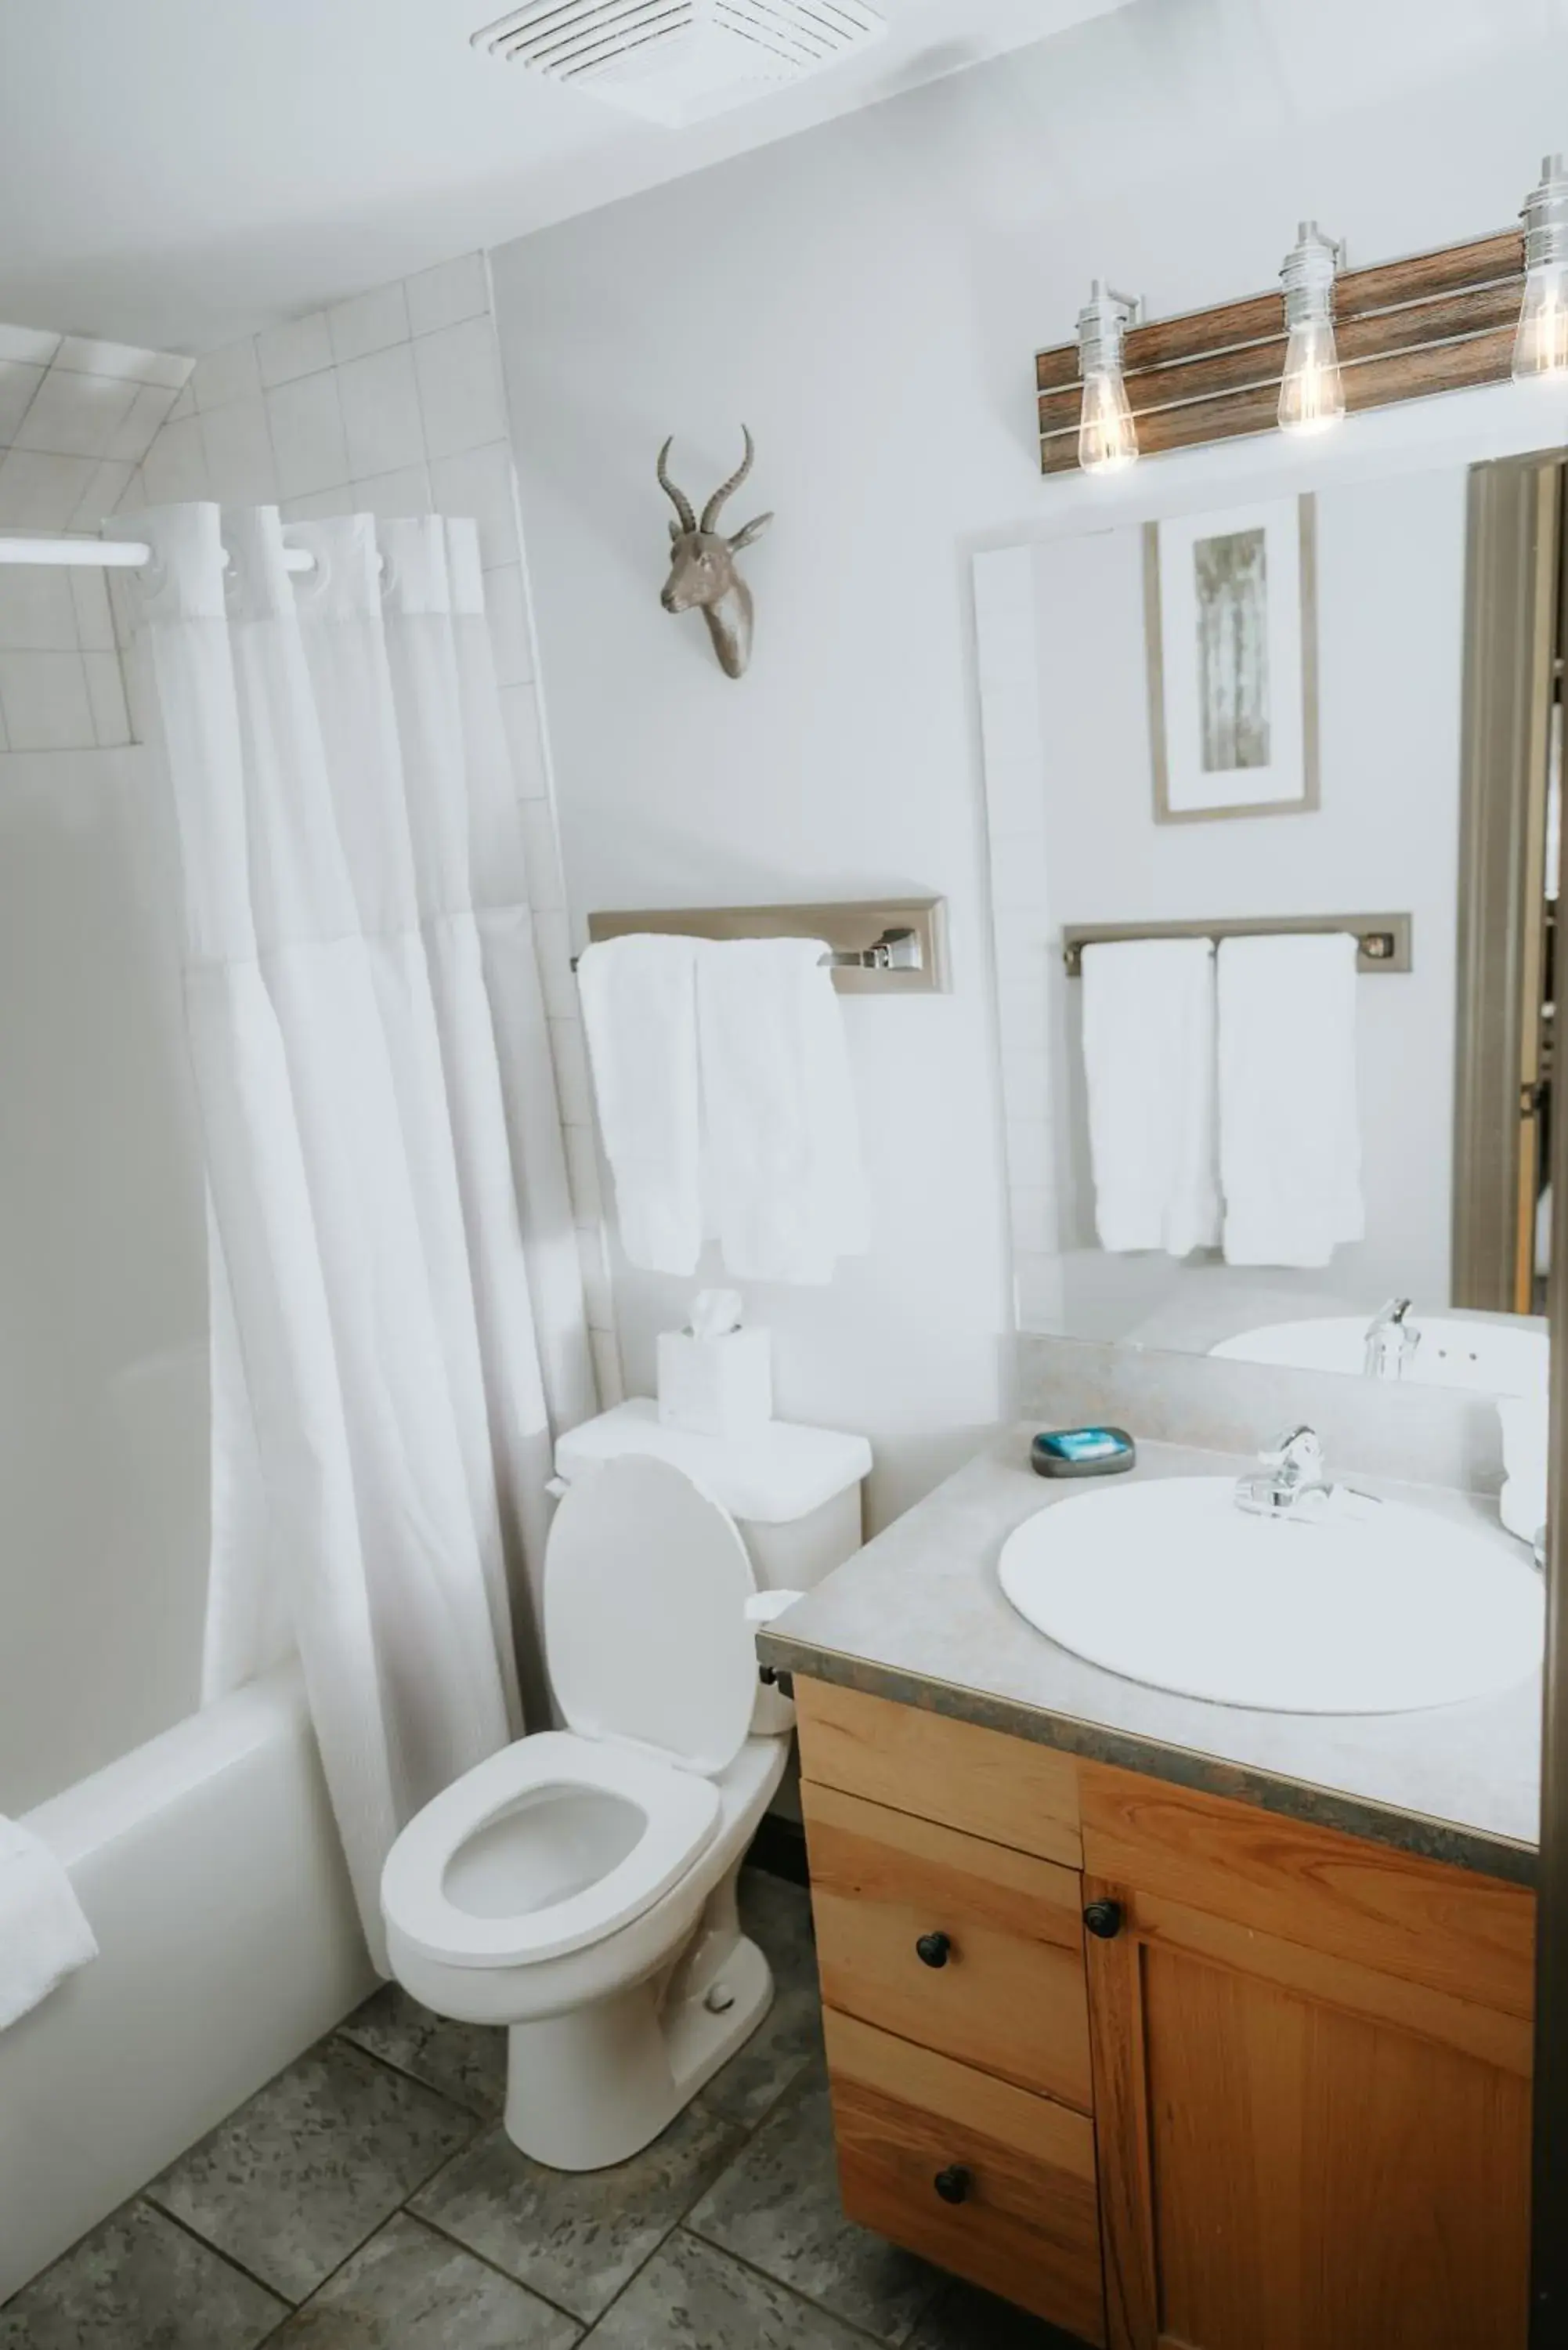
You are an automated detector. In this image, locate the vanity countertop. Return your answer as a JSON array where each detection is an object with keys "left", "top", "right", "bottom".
[{"left": 755, "top": 1425, "right": 1541, "bottom": 1885}]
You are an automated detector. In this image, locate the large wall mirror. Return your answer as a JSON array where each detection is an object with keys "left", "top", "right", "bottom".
[{"left": 976, "top": 442, "right": 1567, "bottom": 1404}]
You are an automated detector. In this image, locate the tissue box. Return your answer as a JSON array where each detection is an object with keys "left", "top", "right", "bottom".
[{"left": 657, "top": 1326, "right": 774, "bottom": 1437}]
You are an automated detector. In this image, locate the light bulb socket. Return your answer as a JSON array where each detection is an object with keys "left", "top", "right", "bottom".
[
  {"left": 1522, "top": 154, "right": 1568, "bottom": 273},
  {"left": 1281, "top": 222, "right": 1344, "bottom": 329},
  {"left": 1076, "top": 281, "right": 1140, "bottom": 379}
]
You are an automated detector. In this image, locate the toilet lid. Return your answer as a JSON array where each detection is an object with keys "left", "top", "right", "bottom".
[{"left": 545, "top": 1455, "right": 760, "bottom": 1777}]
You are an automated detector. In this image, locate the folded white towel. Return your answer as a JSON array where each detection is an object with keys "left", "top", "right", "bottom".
[
  {"left": 1499, "top": 1390, "right": 1548, "bottom": 1546},
  {"left": 577, "top": 935, "right": 704, "bottom": 1275},
  {"left": 697, "top": 938, "right": 869, "bottom": 1286},
  {"left": 0, "top": 1817, "right": 98, "bottom": 2030},
  {"left": 1217, "top": 933, "right": 1364, "bottom": 1269},
  {"left": 1080, "top": 939, "right": 1220, "bottom": 1256}
]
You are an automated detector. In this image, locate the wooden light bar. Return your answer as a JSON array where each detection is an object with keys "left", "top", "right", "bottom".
[{"left": 1036, "top": 229, "right": 1526, "bottom": 475}]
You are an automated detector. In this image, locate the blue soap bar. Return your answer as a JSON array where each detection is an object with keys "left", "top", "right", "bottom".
[{"left": 1031, "top": 1426, "right": 1136, "bottom": 1478}]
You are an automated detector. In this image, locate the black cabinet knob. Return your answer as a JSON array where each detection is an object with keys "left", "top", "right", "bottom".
[
  {"left": 1082, "top": 1899, "right": 1124, "bottom": 1940},
  {"left": 915, "top": 1931, "right": 952, "bottom": 1969},
  {"left": 933, "top": 2164, "right": 972, "bottom": 2205}
]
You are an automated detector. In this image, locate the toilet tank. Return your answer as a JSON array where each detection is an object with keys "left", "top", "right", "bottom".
[{"left": 553, "top": 1400, "right": 871, "bottom": 1593}]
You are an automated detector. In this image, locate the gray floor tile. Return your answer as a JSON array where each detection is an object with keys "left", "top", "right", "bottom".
[
  {"left": 582, "top": 2229, "right": 872, "bottom": 2349},
  {"left": 905, "top": 2277, "right": 1092, "bottom": 2348},
  {"left": 412, "top": 2099, "right": 746, "bottom": 2323},
  {"left": 687, "top": 2066, "right": 940, "bottom": 2345},
  {"left": 147, "top": 2037, "right": 477, "bottom": 2302},
  {"left": 269, "top": 2211, "right": 581, "bottom": 2348},
  {"left": 699, "top": 1870, "right": 824, "bottom": 2128},
  {"left": 339, "top": 1982, "right": 509, "bottom": 2120},
  {"left": 0, "top": 2198, "right": 286, "bottom": 2350}
]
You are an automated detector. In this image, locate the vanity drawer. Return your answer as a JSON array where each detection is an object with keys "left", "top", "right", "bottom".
[
  {"left": 795, "top": 1679, "right": 1082, "bottom": 1867},
  {"left": 802, "top": 1779, "right": 1093, "bottom": 2111},
  {"left": 825, "top": 2008, "right": 1106, "bottom": 2346}
]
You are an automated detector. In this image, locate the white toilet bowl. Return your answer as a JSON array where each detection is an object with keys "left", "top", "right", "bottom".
[{"left": 381, "top": 1449, "right": 804, "bottom": 2171}]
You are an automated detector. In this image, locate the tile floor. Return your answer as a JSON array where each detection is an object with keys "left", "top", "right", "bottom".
[{"left": 0, "top": 1869, "right": 1082, "bottom": 2349}]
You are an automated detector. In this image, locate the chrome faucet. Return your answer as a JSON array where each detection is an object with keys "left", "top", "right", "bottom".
[
  {"left": 1364, "top": 1297, "right": 1419, "bottom": 1380},
  {"left": 1234, "top": 1426, "right": 1332, "bottom": 1519}
]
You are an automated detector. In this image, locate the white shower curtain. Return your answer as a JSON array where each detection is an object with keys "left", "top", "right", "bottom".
[{"left": 120, "top": 502, "right": 591, "bottom": 1965}]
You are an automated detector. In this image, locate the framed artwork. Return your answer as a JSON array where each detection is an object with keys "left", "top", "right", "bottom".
[{"left": 1143, "top": 494, "right": 1319, "bottom": 822}]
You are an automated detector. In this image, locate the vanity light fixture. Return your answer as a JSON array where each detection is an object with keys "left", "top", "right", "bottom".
[
  {"left": 1514, "top": 154, "right": 1568, "bottom": 382},
  {"left": 1277, "top": 222, "right": 1347, "bottom": 436},
  {"left": 1076, "top": 283, "right": 1142, "bottom": 475}
]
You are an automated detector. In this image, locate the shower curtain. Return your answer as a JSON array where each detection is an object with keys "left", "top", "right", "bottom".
[{"left": 119, "top": 502, "right": 591, "bottom": 1965}]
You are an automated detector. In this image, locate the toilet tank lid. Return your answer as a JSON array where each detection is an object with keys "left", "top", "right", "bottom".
[{"left": 555, "top": 1401, "right": 872, "bottom": 1524}]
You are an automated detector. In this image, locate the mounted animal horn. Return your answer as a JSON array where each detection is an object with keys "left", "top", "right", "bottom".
[{"left": 657, "top": 425, "right": 773, "bottom": 682}]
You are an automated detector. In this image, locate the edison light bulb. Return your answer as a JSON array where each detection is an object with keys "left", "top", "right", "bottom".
[
  {"left": 1078, "top": 364, "right": 1139, "bottom": 474},
  {"left": 1514, "top": 261, "right": 1568, "bottom": 381},
  {"left": 1278, "top": 315, "right": 1346, "bottom": 435}
]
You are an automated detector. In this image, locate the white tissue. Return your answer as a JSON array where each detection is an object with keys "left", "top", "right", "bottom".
[{"left": 690, "top": 1289, "right": 744, "bottom": 1340}]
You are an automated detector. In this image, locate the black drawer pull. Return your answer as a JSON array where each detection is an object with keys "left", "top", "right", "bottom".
[
  {"left": 1082, "top": 1899, "right": 1124, "bottom": 1940},
  {"left": 934, "top": 2164, "right": 972, "bottom": 2205},
  {"left": 915, "top": 1931, "right": 952, "bottom": 1969}
]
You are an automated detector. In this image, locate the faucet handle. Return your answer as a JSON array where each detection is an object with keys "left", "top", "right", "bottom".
[{"left": 1260, "top": 1426, "right": 1324, "bottom": 1478}]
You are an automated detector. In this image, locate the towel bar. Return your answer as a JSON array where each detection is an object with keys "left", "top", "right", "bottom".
[
  {"left": 574, "top": 898, "right": 950, "bottom": 994},
  {"left": 1060, "top": 912, "right": 1411, "bottom": 977}
]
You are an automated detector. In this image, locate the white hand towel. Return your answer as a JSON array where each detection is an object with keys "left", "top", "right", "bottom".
[
  {"left": 0, "top": 1817, "right": 98, "bottom": 2030},
  {"left": 1079, "top": 939, "right": 1220, "bottom": 1256},
  {"left": 1217, "top": 932, "right": 1364, "bottom": 1269},
  {"left": 577, "top": 935, "right": 704, "bottom": 1275},
  {"left": 696, "top": 938, "right": 869, "bottom": 1286}
]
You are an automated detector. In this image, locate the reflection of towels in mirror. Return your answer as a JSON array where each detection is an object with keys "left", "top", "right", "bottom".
[
  {"left": 1217, "top": 933, "right": 1364, "bottom": 1268},
  {"left": 1080, "top": 939, "right": 1220, "bottom": 1256}
]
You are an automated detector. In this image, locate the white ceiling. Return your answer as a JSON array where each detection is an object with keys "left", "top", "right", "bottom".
[{"left": 0, "top": 0, "right": 1122, "bottom": 356}]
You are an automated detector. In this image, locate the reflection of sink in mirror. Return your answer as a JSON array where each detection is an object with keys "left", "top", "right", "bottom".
[
  {"left": 1209, "top": 1313, "right": 1548, "bottom": 1395},
  {"left": 998, "top": 1477, "right": 1544, "bottom": 1713}
]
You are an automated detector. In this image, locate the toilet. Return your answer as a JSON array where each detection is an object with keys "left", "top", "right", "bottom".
[{"left": 381, "top": 1401, "right": 870, "bottom": 2171}]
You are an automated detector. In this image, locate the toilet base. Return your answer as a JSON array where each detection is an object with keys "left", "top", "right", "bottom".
[{"left": 503, "top": 1920, "right": 773, "bottom": 2171}]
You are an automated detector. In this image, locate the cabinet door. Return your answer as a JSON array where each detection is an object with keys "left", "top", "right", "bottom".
[{"left": 1080, "top": 1769, "right": 1534, "bottom": 2350}]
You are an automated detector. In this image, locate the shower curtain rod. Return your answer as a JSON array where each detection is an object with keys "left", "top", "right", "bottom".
[{"left": 0, "top": 532, "right": 316, "bottom": 574}]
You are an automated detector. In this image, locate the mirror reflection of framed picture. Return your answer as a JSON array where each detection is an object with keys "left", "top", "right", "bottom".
[{"left": 1144, "top": 494, "right": 1320, "bottom": 822}]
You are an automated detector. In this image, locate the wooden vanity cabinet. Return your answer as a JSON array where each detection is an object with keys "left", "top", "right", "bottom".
[{"left": 795, "top": 1680, "right": 1537, "bottom": 2350}]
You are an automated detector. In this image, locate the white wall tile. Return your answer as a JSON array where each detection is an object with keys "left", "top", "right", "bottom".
[
  {"left": 279, "top": 486, "right": 355, "bottom": 521},
  {"left": 72, "top": 457, "right": 138, "bottom": 526},
  {"left": 404, "top": 252, "right": 489, "bottom": 338},
  {"left": 107, "top": 383, "right": 180, "bottom": 465},
  {"left": 0, "top": 649, "right": 95, "bottom": 748},
  {"left": 548, "top": 1015, "right": 593, "bottom": 1126},
  {"left": 56, "top": 337, "right": 190, "bottom": 389},
  {"left": 412, "top": 316, "right": 507, "bottom": 461},
  {"left": 589, "top": 1327, "right": 623, "bottom": 1411},
  {"left": 500, "top": 682, "right": 547, "bottom": 798},
  {"left": 84, "top": 650, "right": 132, "bottom": 747},
  {"left": 266, "top": 371, "right": 349, "bottom": 500},
  {"left": 349, "top": 464, "right": 431, "bottom": 519},
  {"left": 200, "top": 397, "right": 279, "bottom": 504},
  {"left": 0, "top": 358, "right": 46, "bottom": 441},
  {"left": 482, "top": 562, "right": 533, "bottom": 686},
  {"left": 0, "top": 450, "right": 99, "bottom": 527},
  {"left": 256, "top": 312, "right": 333, "bottom": 388},
  {"left": 576, "top": 1228, "right": 614, "bottom": 1331},
  {"left": 520, "top": 799, "right": 565, "bottom": 909},
  {"left": 338, "top": 344, "right": 425, "bottom": 480},
  {"left": 428, "top": 441, "right": 518, "bottom": 568},
  {"left": 562, "top": 1118, "right": 602, "bottom": 1227},
  {"left": 68, "top": 566, "right": 116, "bottom": 651},
  {"left": 13, "top": 368, "right": 139, "bottom": 459},
  {"left": 190, "top": 336, "right": 262, "bottom": 413},
  {"left": 327, "top": 282, "right": 410, "bottom": 365},
  {"left": 0, "top": 325, "right": 61, "bottom": 367},
  {"left": 164, "top": 382, "right": 196, "bottom": 425},
  {"left": 140, "top": 413, "right": 210, "bottom": 504},
  {"left": 533, "top": 908, "right": 576, "bottom": 1021},
  {"left": 0, "top": 567, "right": 78, "bottom": 650}
]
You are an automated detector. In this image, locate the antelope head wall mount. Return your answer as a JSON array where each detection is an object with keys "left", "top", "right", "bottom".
[{"left": 657, "top": 426, "right": 773, "bottom": 680}]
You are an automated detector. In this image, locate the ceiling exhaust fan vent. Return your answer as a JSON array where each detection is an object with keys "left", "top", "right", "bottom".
[{"left": 471, "top": 0, "right": 889, "bottom": 127}]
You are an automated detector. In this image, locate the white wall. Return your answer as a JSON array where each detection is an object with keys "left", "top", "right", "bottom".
[{"left": 490, "top": 0, "right": 1568, "bottom": 1514}]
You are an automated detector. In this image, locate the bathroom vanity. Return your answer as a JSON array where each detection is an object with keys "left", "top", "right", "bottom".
[{"left": 758, "top": 1430, "right": 1540, "bottom": 2350}]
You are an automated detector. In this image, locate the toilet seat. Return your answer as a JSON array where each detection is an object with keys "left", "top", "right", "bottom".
[{"left": 381, "top": 1730, "right": 721, "bottom": 1969}]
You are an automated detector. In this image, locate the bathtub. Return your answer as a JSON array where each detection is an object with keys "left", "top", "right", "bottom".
[{"left": 0, "top": 1663, "right": 374, "bottom": 2304}]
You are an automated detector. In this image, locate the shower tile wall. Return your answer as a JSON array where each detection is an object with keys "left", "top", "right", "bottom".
[
  {"left": 0, "top": 324, "right": 187, "bottom": 751},
  {"left": 125, "top": 258, "right": 622, "bottom": 1407}
]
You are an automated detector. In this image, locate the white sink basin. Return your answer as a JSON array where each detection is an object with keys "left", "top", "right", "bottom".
[
  {"left": 1209, "top": 1314, "right": 1548, "bottom": 1397},
  {"left": 998, "top": 1477, "right": 1544, "bottom": 1713}
]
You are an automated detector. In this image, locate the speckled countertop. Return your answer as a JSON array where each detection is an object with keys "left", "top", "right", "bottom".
[{"left": 757, "top": 1426, "right": 1541, "bottom": 1885}]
